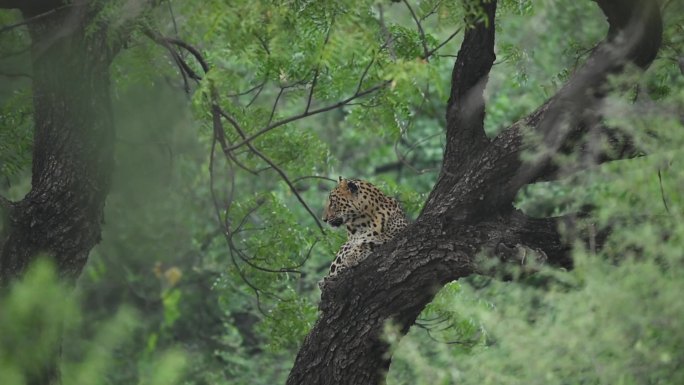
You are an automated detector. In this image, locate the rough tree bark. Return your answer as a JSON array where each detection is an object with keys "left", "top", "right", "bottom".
[
  {"left": 287, "top": 1, "right": 663, "bottom": 384},
  {"left": 0, "top": 1, "right": 119, "bottom": 283},
  {"left": 0, "top": 1, "right": 122, "bottom": 383}
]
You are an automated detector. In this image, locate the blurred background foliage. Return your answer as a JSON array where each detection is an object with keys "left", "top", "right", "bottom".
[{"left": 1, "top": 0, "right": 683, "bottom": 384}]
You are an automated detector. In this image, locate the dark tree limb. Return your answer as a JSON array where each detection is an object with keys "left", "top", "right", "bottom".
[
  {"left": 484, "top": 0, "right": 662, "bottom": 205},
  {"left": 441, "top": 0, "right": 496, "bottom": 176}
]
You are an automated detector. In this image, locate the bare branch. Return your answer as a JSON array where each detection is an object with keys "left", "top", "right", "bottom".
[
  {"left": 292, "top": 175, "right": 337, "bottom": 184},
  {"left": 355, "top": 56, "right": 375, "bottom": 94},
  {"left": 305, "top": 21, "right": 333, "bottom": 114},
  {"left": 485, "top": 0, "right": 663, "bottom": 205},
  {"left": 306, "top": 68, "right": 319, "bottom": 114},
  {"left": 246, "top": 83, "right": 265, "bottom": 107},
  {"left": 227, "top": 79, "right": 267, "bottom": 98},
  {"left": 226, "top": 80, "right": 389, "bottom": 151},
  {"left": 424, "top": 28, "right": 462, "bottom": 59},
  {"left": 657, "top": 168, "right": 671, "bottom": 215},
  {"left": 268, "top": 87, "right": 285, "bottom": 126},
  {"left": 419, "top": 0, "right": 442, "bottom": 22},
  {"left": 164, "top": 37, "right": 210, "bottom": 72}
]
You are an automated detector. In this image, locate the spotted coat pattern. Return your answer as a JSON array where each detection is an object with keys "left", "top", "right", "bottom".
[{"left": 322, "top": 177, "right": 408, "bottom": 278}]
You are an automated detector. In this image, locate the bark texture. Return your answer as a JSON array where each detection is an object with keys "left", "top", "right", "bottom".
[
  {"left": 0, "top": 2, "right": 122, "bottom": 384},
  {"left": 0, "top": 2, "right": 116, "bottom": 284},
  {"left": 287, "top": 1, "right": 662, "bottom": 384}
]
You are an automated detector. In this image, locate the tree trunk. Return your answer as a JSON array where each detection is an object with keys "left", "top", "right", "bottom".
[
  {"left": 287, "top": 0, "right": 662, "bottom": 384},
  {"left": 0, "top": 3, "right": 115, "bottom": 284},
  {"left": 0, "top": 3, "right": 118, "bottom": 383}
]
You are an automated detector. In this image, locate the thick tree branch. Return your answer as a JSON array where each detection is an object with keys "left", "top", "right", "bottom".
[
  {"left": 485, "top": 0, "right": 662, "bottom": 206},
  {"left": 441, "top": 0, "right": 496, "bottom": 175},
  {"left": 289, "top": 221, "right": 477, "bottom": 385}
]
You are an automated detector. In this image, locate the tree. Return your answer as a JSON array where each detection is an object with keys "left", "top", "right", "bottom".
[
  {"left": 0, "top": 1, "right": 153, "bottom": 384},
  {"left": 286, "top": 0, "right": 663, "bottom": 384},
  {"left": 0, "top": 1, "right": 128, "bottom": 283}
]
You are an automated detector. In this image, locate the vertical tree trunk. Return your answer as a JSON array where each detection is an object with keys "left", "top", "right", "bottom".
[
  {"left": 0, "top": 5, "right": 115, "bottom": 284},
  {"left": 0, "top": 4, "right": 117, "bottom": 384}
]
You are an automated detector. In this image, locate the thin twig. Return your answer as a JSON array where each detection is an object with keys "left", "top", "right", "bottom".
[
  {"left": 167, "top": 0, "right": 179, "bottom": 37},
  {"left": 305, "top": 20, "right": 334, "bottom": 114},
  {"left": 292, "top": 175, "right": 337, "bottom": 184},
  {"left": 247, "top": 83, "right": 265, "bottom": 107},
  {"left": 212, "top": 102, "right": 259, "bottom": 175},
  {"left": 403, "top": 0, "right": 430, "bottom": 60},
  {"left": 227, "top": 79, "right": 267, "bottom": 97},
  {"left": 227, "top": 80, "right": 389, "bottom": 151},
  {"left": 230, "top": 202, "right": 265, "bottom": 237},
  {"left": 256, "top": 34, "right": 270, "bottom": 55},
  {"left": 419, "top": 0, "right": 443, "bottom": 22},
  {"left": 657, "top": 168, "right": 671, "bottom": 215},
  {"left": 424, "top": 28, "right": 462, "bottom": 59},
  {"left": 356, "top": 56, "right": 376, "bottom": 94},
  {"left": 306, "top": 68, "right": 319, "bottom": 114},
  {"left": 268, "top": 87, "right": 285, "bottom": 126}
]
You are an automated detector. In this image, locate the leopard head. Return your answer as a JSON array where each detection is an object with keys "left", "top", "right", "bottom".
[{"left": 322, "top": 177, "right": 363, "bottom": 227}]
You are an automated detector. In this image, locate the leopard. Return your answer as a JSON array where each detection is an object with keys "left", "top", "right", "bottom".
[{"left": 321, "top": 177, "right": 408, "bottom": 282}]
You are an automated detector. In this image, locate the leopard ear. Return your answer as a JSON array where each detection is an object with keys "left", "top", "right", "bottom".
[
  {"left": 338, "top": 176, "right": 343, "bottom": 182},
  {"left": 347, "top": 180, "right": 359, "bottom": 194}
]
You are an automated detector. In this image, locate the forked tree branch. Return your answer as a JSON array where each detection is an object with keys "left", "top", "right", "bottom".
[
  {"left": 424, "top": 0, "right": 662, "bottom": 218},
  {"left": 480, "top": 0, "right": 662, "bottom": 208},
  {"left": 288, "top": 0, "right": 663, "bottom": 384}
]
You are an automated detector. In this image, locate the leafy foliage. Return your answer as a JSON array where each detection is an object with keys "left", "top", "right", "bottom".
[{"left": 0, "top": 260, "right": 186, "bottom": 385}]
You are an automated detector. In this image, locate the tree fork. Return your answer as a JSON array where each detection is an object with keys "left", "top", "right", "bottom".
[{"left": 287, "top": 0, "right": 663, "bottom": 384}]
